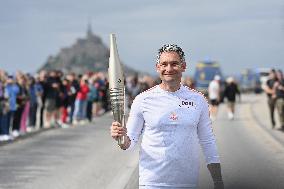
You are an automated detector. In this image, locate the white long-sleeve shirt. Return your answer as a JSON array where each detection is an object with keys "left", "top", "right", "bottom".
[
  {"left": 208, "top": 80, "right": 220, "bottom": 100},
  {"left": 126, "top": 85, "right": 220, "bottom": 188}
]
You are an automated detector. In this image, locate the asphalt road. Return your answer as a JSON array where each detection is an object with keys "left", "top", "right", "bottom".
[
  {"left": 0, "top": 94, "right": 284, "bottom": 189},
  {"left": 199, "top": 94, "right": 284, "bottom": 189},
  {"left": 0, "top": 113, "right": 139, "bottom": 189}
]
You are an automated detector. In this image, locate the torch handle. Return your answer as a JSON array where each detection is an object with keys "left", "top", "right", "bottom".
[
  {"left": 109, "top": 87, "right": 126, "bottom": 147},
  {"left": 117, "top": 114, "right": 126, "bottom": 146}
]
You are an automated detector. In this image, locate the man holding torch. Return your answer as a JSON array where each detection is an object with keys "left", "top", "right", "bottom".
[{"left": 110, "top": 41, "right": 224, "bottom": 189}]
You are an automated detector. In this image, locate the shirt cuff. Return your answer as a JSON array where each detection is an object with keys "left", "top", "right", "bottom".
[
  {"left": 124, "top": 135, "right": 138, "bottom": 151},
  {"left": 206, "top": 156, "right": 221, "bottom": 164}
]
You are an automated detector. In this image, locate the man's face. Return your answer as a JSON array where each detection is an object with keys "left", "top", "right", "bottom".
[{"left": 156, "top": 51, "right": 186, "bottom": 83}]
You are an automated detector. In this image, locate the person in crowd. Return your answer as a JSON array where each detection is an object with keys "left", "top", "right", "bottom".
[
  {"left": 273, "top": 70, "right": 284, "bottom": 130},
  {"left": 90, "top": 74, "right": 100, "bottom": 117},
  {"left": 223, "top": 77, "right": 240, "bottom": 120},
  {"left": 44, "top": 70, "right": 61, "bottom": 128},
  {"left": 0, "top": 72, "right": 12, "bottom": 141},
  {"left": 93, "top": 73, "right": 107, "bottom": 116},
  {"left": 1, "top": 75, "right": 18, "bottom": 140},
  {"left": 34, "top": 75, "right": 44, "bottom": 129},
  {"left": 208, "top": 75, "right": 221, "bottom": 121},
  {"left": 126, "top": 75, "right": 142, "bottom": 108},
  {"left": 73, "top": 74, "right": 90, "bottom": 124},
  {"left": 55, "top": 71, "right": 64, "bottom": 126},
  {"left": 19, "top": 74, "right": 30, "bottom": 133},
  {"left": 0, "top": 72, "right": 4, "bottom": 138},
  {"left": 110, "top": 44, "right": 224, "bottom": 189},
  {"left": 139, "top": 78, "right": 150, "bottom": 93},
  {"left": 0, "top": 76, "right": 5, "bottom": 141},
  {"left": 27, "top": 76, "right": 38, "bottom": 130},
  {"left": 12, "top": 74, "right": 28, "bottom": 137},
  {"left": 38, "top": 70, "right": 48, "bottom": 128},
  {"left": 142, "top": 75, "right": 155, "bottom": 90},
  {"left": 102, "top": 76, "right": 110, "bottom": 113},
  {"left": 86, "top": 77, "right": 99, "bottom": 123},
  {"left": 263, "top": 69, "right": 278, "bottom": 128},
  {"left": 66, "top": 73, "right": 80, "bottom": 125},
  {"left": 59, "top": 78, "right": 70, "bottom": 128},
  {"left": 182, "top": 76, "right": 195, "bottom": 89}
]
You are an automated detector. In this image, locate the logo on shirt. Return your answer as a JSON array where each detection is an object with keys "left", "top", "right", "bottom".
[
  {"left": 179, "top": 100, "right": 196, "bottom": 108},
  {"left": 169, "top": 112, "right": 178, "bottom": 121}
]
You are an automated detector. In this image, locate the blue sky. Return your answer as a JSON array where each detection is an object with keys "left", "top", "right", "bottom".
[{"left": 0, "top": 0, "right": 283, "bottom": 76}]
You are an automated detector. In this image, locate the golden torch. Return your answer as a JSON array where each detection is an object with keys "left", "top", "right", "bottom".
[{"left": 108, "top": 34, "right": 126, "bottom": 146}]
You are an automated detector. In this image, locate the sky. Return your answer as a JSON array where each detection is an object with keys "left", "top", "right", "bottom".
[{"left": 0, "top": 0, "right": 283, "bottom": 76}]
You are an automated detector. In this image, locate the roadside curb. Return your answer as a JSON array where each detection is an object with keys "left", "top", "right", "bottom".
[
  {"left": 0, "top": 127, "right": 56, "bottom": 147},
  {"left": 249, "top": 100, "right": 284, "bottom": 148},
  {"left": 247, "top": 100, "right": 284, "bottom": 152},
  {"left": 0, "top": 113, "right": 110, "bottom": 147}
]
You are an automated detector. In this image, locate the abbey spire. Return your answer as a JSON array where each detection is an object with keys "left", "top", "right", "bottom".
[{"left": 87, "top": 20, "right": 93, "bottom": 38}]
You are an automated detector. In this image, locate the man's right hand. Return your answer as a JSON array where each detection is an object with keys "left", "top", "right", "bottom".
[
  {"left": 110, "top": 122, "right": 131, "bottom": 150},
  {"left": 110, "top": 121, "right": 127, "bottom": 141}
]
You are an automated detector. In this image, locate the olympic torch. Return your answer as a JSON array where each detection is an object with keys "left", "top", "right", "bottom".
[{"left": 108, "top": 34, "right": 126, "bottom": 146}]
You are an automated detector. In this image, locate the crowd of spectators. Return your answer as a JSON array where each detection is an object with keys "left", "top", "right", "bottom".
[{"left": 0, "top": 70, "right": 110, "bottom": 142}]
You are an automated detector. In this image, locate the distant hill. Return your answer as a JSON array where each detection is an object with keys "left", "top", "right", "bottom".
[{"left": 39, "top": 25, "right": 137, "bottom": 75}]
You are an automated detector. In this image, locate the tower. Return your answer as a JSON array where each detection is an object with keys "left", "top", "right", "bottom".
[{"left": 87, "top": 20, "right": 93, "bottom": 38}]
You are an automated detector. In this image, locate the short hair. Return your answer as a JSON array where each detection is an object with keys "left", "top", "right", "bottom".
[{"left": 156, "top": 44, "right": 185, "bottom": 64}]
